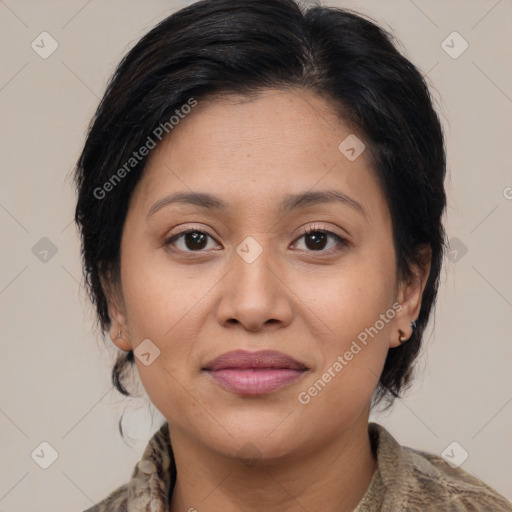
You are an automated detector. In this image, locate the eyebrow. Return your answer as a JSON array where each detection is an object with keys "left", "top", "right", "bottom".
[{"left": 146, "top": 189, "right": 367, "bottom": 219}]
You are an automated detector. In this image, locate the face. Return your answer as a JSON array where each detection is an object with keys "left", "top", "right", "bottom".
[{"left": 108, "top": 88, "right": 425, "bottom": 461}]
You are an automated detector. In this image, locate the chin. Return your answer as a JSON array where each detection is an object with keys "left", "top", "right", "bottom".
[
  {"left": 216, "top": 432, "right": 302, "bottom": 465},
  {"left": 203, "top": 408, "right": 311, "bottom": 460}
]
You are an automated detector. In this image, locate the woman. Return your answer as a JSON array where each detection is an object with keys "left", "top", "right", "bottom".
[{"left": 74, "top": 0, "right": 512, "bottom": 510}]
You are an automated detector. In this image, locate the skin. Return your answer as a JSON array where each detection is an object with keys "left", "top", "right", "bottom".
[{"left": 106, "top": 88, "right": 430, "bottom": 512}]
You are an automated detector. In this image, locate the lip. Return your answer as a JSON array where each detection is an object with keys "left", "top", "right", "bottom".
[{"left": 202, "top": 349, "right": 308, "bottom": 395}]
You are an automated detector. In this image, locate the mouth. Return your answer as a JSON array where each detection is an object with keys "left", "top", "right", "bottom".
[{"left": 202, "top": 349, "right": 309, "bottom": 395}]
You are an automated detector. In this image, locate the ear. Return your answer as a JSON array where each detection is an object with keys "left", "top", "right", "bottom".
[
  {"left": 101, "top": 272, "right": 132, "bottom": 352},
  {"left": 389, "top": 245, "right": 432, "bottom": 348}
]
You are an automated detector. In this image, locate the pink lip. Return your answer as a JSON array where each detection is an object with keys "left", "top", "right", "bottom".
[{"left": 203, "top": 350, "right": 308, "bottom": 395}]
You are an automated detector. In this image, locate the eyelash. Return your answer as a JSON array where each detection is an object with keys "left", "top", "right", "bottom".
[{"left": 165, "top": 224, "right": 348, "bottom": 255}]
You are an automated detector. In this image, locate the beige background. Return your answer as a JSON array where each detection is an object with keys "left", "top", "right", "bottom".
[{"left": 1, "top": 0, "right": 511, "bottom": 510}]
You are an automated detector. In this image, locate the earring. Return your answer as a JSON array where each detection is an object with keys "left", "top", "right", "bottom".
[
  {"left": 117, "top": 330, "right": 122, "bottom": 339},
  {"left": 399, "top": 321, "right": 417, "bottom": 343}
]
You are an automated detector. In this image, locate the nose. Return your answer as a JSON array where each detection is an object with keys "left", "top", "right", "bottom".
[{"left": 215, "top": 238, "right": 294, "bottom": 333}]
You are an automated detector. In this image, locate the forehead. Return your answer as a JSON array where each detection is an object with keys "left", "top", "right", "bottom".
[
  {"left": 163, "top": 88, "right": 349, "bottom": 165},
  {"left": 129, "top": 88, "right": 387, "bottom": 222}
]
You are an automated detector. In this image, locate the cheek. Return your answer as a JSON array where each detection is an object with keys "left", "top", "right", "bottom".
[
  {"left": 295, "top": 247, "right": 396, "bottom": 345},
  {"left": 121, "top": 233, "right": 204, "bottom": 321},
  {"left": 120, "top": 251, "right": 207, "bottom": 418},
  {"left": 120, "top": 246, "right": 205, "bottom": 367},
  {"left": 291, "top": 249, "right": 396, "bottom": 407}
]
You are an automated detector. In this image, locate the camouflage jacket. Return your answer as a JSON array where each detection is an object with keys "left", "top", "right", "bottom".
[{"left": 83, "top": 422, "right": 512, "bottom": 511}]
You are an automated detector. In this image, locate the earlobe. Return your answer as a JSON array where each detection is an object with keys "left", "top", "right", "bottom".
[
  {"left": 396, "top": 320, "right": 417, "bottom": 345},
  {"left": 389, "top": 246, "right": 431, "bottom": 349},
  {"left": 109, "top": 323, "right": 132, "bottom": 352},
  {"left": 389, "top": 303, "right": 418, "bottom": 349},
  {"left": 107, "top": 298, "right": 132, "bottom": 351},
  {"left": 102, "top": 276, "right": 132, "bottom": 351}
]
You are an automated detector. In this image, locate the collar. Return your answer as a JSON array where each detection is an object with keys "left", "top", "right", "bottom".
[
  {"left": 123, "top": 422, "right": 391, "bottom": 511},
  {"left": 88, "top": 421, "right": 512, "bottom": 511},
  {"left": 126, "top": 421, "right": 175, "bottom": 511}
]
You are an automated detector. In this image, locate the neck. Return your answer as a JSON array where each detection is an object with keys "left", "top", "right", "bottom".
[{"left": 169, "top": 410, "right": 377, "bottom": 512}]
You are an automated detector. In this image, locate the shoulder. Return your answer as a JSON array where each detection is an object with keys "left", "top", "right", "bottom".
[
  {"left": 81, "top": 483, "right": 128, "bottom": 512},
  {"left": 369, "top": 423, "right": 512, "bottom": 511},
  {"left": 79, "top": 421, "right": 173, "bottom": 512},
  {"left": 400, "top": 445, "right": 512, "bottom": 511}
]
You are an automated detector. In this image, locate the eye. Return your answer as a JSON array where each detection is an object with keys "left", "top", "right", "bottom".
[
  {"left": 293, "top": 225, "right": 348, "bottom": 253},
  {"left": 165, "top": 228, "right": 219, "bottom": 252},
  {"left": 165, "top": 225, "right": 348, "bottom": 254}
]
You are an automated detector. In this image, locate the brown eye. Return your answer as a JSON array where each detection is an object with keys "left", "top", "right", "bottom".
[
  {"left": 304, "top": 231, "right": 328, "bottom": 251},
  {"left": 294, "top": 227, "right": 348, "bottom": 253},
  {"left": 166, "top": 229, "right": 217, "bottom": 252}
]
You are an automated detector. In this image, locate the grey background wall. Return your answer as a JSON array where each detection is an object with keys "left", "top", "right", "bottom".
[{"left": 1, "top": 1, "right": 511, "bottom": 510}]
